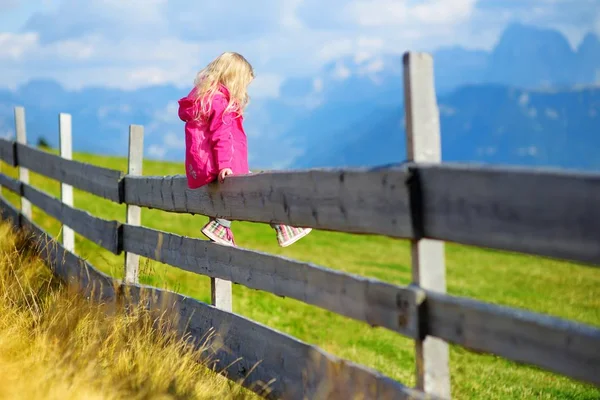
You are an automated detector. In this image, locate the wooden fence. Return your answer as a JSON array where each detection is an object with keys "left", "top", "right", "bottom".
[{"left": 0, "top": 52, "right": 598, "bottom": 399}]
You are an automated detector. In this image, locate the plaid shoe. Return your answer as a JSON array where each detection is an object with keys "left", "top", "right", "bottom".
[
  {"left": 201, "top": 220, "right": 236, "bottom": 247},
  {"left": 273, "top": 224, "right": 312, "bottom": 247}
]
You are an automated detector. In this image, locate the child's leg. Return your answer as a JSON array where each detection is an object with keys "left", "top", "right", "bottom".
[
  {"left": 216, "top": 218, "right": 232, "bottom": 228},
  {"left": 201, "top": 218, "right": 236, "bottom": 246}
]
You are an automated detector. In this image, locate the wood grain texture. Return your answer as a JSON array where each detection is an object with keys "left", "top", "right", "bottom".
[
  {"left": 0, "top": 138, "right": 16, "bottom": 166},
  {"left": 416, "top": 163, "right": 600, "bottom": 266},
  {"left": 120, "top": 284, "right": 434, "bottom": 400},
  {"left": 0, "top": 173, "right": 22, "bottom": 195},
  {"left": 403, "top": 51, "right": 451, "bottom": 398},
  {"left": 16, "top": 143, "right": 123, "bottom": 202},
  {"left": 427, "top": 291, "right": 600, "bottom": 387},
  {"left": 121, "top": 224, "right": 423, "bottom": 339},
  {"left": 21, "top": 183, "right": 121, "bottom": 254},
  {"left": 123, "top": 167, "right": 413, "bottom": 238}
]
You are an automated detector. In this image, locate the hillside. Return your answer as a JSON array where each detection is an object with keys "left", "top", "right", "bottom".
[
  {"left": 1, "top": 152, "right": 599, "bottom": 399},
  {"left": 0, "top": 221, "right": 258, "bottom": 400},
  {"left": 0, "top": 23, "right": 599, "bottom": 171}
]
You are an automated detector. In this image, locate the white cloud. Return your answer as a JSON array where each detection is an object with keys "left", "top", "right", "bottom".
[
  {"left": 148, "top": 144, "right": 166, "bottom": 159},
  {"left": 0, "top": 0, "right": 598, "bottom": 92},
  {"left": 476, "top": 146, "right": 496, "bottom": 156},
  {"left": 360, "top": 58, "right": 385, "bottom": 74},
  {"left": 545, "top": 108, "right": 559, "bottom": 119},
  {"left": 23, "top": 0, "right": 169, "bottom": 43},
  {"left": 439, "top": 105, "right": 457, "bottom": 116},
  {"left": 97, "top": 104, "right": 132, "bottom": 120},
  {"left": 0, "top": 32, "right": 37, "bottom": 59},
  {"left": 518, "top": 93, "right": 530, "bottom": 106},
  {"left": 0, "top": 0, "right": 19, "bottom": 11},
  {"left": 333, "top": 62, "right": 351, "bottom": 80},
  {"left": 528, "top": 107, "right": 538, "bottom": 118},
  {"left": 517, "top": 146, "right": 538, "bottom": 156},
  {"left": 312, "top": 78, "right": 323, "bottom": 93},
  {"left": 248, "top": 74, "right": 284, "bottom": 99},
  {"left": 163, "top": 132, "right": 184, "bottom": 149}
]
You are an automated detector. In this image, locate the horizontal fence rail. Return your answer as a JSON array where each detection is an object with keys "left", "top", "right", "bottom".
[
  {"left": 4, "top": 147, "right": 600, "bottom": 267},
  {"left": 15, "top": 143, "right": 123, "bottom": 202},
  {"left": 21, "top": 183, "right": 121, "bottom": 254},
  {"left": 122, "top": 224, "right": 423, "bottom": 338},
  {"left": 122, "top": 165, "right": 600, "bottom": 267},
  {"left": 4, "top": 206, "right": 431, "bottom": 400},
  {"left": 123, "top": 169, "right": 414, "bottom": 238},
  {"left": 0, "top": 138, "right": 16, "bottom": 166},
  {"left": 427, "top": 292, "right": 600, "bottom": 386},
  {"left": 0, "top": 172, "right": 21, "bottom": 194},
  {"left": 415, "top": 164, "right": 600, "bottom": 266}
]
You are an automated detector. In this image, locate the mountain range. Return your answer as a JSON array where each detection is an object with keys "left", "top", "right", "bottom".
[{"left": 0, "top": 23, "right": 598, "bottom": 172}]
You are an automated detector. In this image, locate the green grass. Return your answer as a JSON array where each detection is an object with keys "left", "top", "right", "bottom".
[{"left": 1, "top": 151, "right": 599, "bottom": 399}]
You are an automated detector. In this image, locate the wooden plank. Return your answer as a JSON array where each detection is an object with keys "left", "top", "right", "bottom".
[
  {"left": 0, "top": 139, "right": 16, "bottom": 197},
  {"left": 0, "top": 173, "right": 22, "bottom": 195},
  {"left": 15, "top": 107, "right": 32, "bottom": 221},
  {"left": 426, "top": 291, "right": 600, "bottom": 387},
  {"left": 16, "top": 143, "right": 123, "bottom": 202},
  {"left": 120, "top": 283, "right": 433, "bottom": 400},
  {"left": 403, "top": 51, "right": 450, "bottom": 397},
  {"left": 19, "top": 215, "right": 117, "bottom": 301},
  {"left": 0, "top": 138, "right": 16, "bottom": 166},
  {"left": 121, "top": 224, "right": 423, "bottom": 339},
  {"left": 123, "top": 167, "right": 413, "bottom": 238},
  {"left": 416, "top": 163, "right": 600, "bottom": 266},
  {"left": 21, "top": 183, "right": 121, "bottom": 254},
  {"left": 0, "top": 195, "right": 20, "bottom": 225},
  {"left": 59, "top": 113, "right": 75, "bottom": 252},
  {"left": 124, "top": 125, "right": 144, "bottom": 284}
]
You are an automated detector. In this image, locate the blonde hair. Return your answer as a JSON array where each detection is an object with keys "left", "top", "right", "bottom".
[{"left": 194, "top": 52, "right": 254, "bottom": 118}]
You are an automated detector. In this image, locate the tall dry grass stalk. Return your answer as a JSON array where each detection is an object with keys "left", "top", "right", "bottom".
[{"left": 0, "top": 221, "right": 260, "bottom": 400}]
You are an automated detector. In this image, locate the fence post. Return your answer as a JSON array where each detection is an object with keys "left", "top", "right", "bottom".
[
  {"left": 124, "top": 124, "right": 144, "bottom": 284},
  {"left": 59, "top": 113, "right": 75, "bottom": 252},
  {"left": 403, "top": 52, "right": 451, "bottom": 398},
  {"left": 211, "top": 277, "right": 232, "bottom": 312},
  {"left": 14, "top": 107, "right": 31, "bottom": 223}
]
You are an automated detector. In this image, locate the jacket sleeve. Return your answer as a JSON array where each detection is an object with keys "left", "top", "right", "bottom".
[{"left": 208, "top": 96, "right": 234, "bottom": 171}]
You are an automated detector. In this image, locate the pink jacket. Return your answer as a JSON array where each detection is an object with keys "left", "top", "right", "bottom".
[{"left": 178, "top": 85, "right": 249, "bottom": 189}]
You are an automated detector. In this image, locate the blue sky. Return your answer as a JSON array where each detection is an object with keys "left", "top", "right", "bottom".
[{"left": 1, "top": 0, "right": 598, "bottom": 98}]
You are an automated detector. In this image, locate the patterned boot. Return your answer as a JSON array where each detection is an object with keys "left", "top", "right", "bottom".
[
  {"left": 273, "top": 224, "right": 312, "bottom": 247},
  {"left": 201, "top": 219, "right": 237, "bottom": 247}
]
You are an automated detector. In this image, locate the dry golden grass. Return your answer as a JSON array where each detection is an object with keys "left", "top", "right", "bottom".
[{"left": 0, "top": 221, "right": 261, "bottom": 400}]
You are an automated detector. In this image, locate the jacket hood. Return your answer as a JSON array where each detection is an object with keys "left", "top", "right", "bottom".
[
  {"left": 178, "top": 85, "right": 231, "bottom": 122},
  {"left": 178, "top": 88, "right": 198, "bottom": 122}
]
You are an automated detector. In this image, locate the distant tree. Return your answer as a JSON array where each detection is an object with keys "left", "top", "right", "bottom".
[{"left": 37, "top": 137, "right": 51, "bottom": 149}]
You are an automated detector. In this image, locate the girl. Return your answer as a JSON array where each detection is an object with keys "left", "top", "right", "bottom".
[{"left": 178, "top": 52, "right": 312, "bottom": 247}]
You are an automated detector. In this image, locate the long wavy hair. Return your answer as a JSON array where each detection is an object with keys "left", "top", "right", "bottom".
[{"left": 194, "top": 52, "right": 254, "bottom": 119}]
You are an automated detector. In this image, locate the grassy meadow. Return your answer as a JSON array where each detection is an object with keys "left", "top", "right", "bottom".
[
  {"left": 0, "top": 221, "right": 259, "bottom": 400},
  {"left": 1, "top": 151, "right": 599, "bottom": 400}
]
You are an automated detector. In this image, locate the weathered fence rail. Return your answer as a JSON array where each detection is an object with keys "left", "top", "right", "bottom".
[
  {"left": 0, "top": 52, "right": 599, "bottom": 399},
  {"left": 16, "top": 141, "right": 123, "bottom": 201}
]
